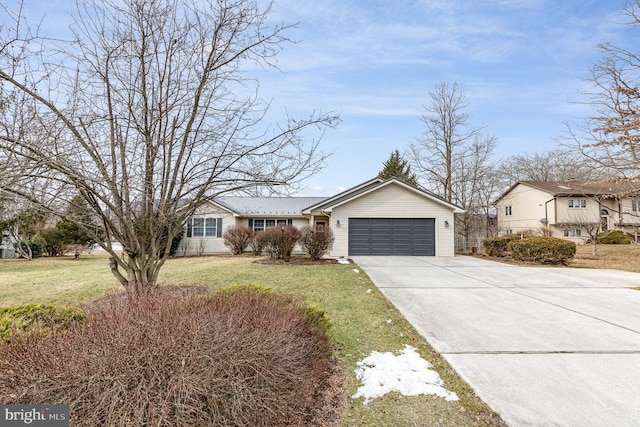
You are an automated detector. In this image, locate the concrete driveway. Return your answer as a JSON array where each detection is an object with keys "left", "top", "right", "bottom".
[{"left": 352, "top": 255, "right": 640, "bottom": 427}]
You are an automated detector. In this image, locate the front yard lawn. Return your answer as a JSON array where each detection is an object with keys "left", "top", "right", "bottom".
[
  {"left": 0, "top": 254, "right": 505, "bottom": 426},
  {"left": 571, "top": 243, "right": 640, "bottom": 273}
]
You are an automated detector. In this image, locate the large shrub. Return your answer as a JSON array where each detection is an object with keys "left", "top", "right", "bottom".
[
  {"left": 508, "top": 236, "right": 576, "bottom": 265},
  {"left": 483, "top": 234, "right": 522, "bottom": 257},
  {"left": 597, "top": 230, "right": 631, "bottom": 244},
  {"left": 0, "top": 286, "right": 334, "bottom": 427},
  {"left": 0, "top": 304, "right": 85, "bottom": 343},
  {"left": 261, "top": 225, "right": 300, "bottom": 260},
  {"left": 223, "top": 225, "right": 255, "bottom": 254},
  {"left": 251, "top": 230, "right": 267, "bottom": 255},
  {"left": 299, "top": 226, "right": 335, "bottom": 259}
]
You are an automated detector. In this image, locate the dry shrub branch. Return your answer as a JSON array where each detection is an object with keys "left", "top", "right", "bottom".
[{"left": 0, "top": 286, "right": 335, "bottom": 426}]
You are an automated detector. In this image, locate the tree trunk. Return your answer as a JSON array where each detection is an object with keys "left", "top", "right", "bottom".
[{"left": 109, "top": 253, "right": 164, "bottom": 296}]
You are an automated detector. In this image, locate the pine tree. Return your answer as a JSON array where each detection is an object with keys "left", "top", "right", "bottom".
[{"left": 378, "top": 149, "right": 418, "bottom": 185}]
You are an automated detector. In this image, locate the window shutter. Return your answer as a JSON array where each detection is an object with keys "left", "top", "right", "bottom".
[
  {"left": 287, "top": 219, "right": 292, "bottom": 225},
  {"left": 248, "top": 219, "right": 253, "bottom": 228},
  {"left": 186, "top": 219, "right": 192, "bottom": 238},
  {"left": 217, "top": 218, "right": 223, "bottom": 238}
]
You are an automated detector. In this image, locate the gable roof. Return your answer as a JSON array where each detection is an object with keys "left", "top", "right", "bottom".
[
  {"left": 495, "top": 180, "right": 640, "bottom": 203},
  {"left": 302, "top": 177, "right": 465, "bottom": 214},
  {"left": 193, "top": 177, "right": 465, "bottom": 217}
]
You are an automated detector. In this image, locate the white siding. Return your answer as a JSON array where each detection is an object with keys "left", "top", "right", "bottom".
[
  {"left": 329, "top": 183, "right": 456, "bottom": 257},
  {"left": 180, "top": 203, "right": 313, "bottom": 256},
  {"left": 179, "top": 203, "right": 235, "bottom": 256},
  {"left": 496, "top": 185, "right": 553, "bottom": 235}
]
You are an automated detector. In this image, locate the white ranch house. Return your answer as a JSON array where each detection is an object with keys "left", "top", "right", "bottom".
[{"left": 182, "top": 177, "right": 464, "bottom": 257}]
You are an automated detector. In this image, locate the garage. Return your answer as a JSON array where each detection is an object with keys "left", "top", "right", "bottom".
[{"left": 348, "top": 218, "right": 435, "bottom": 256}]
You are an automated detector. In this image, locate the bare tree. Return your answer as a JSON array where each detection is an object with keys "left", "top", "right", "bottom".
[
  {"left": 559, "top": 209, "right": 601, "bottom": 256},
  {"left": 409, "top": 81, "right": 482, "bottom": 201},
  {"left": 501, "top": 149, "right": 612, "bottom": 186},
  {"left": 0, "top": 0, "right": 339, "bottom": 294},
  {"left": 409, "top": 81, "right": 499, "bottom": 246},
  {"left": 566, "top": 1, "right": 640, "bottom": 181},
  {"left": 452, "top": 135, "right": 499, "bottom": 242},
  {"left": 0, "top": 199, "right": 48, "bottom": 259}
]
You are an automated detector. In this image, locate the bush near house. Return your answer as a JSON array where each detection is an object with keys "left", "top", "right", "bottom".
[
  {"left": 0, "top": 304, "right": 85, "bottom": 343},
  {"left": 483, "top": 234, "right": 522, "bottom": 257},
  {"left": 508, "top": 236, "right": 576, "bottom": 265},
  {"left": 299, "top": 225, "right": 335, "bottom": 260},
  {"left": 223, "top": 225, "right": 255, "bottom": 254},
  {"left": 0, "top": 285, "right": 334, "bottom": 427},
  {"left": 597, "top": 230, "right": 632, "bottom": 244},
  {"left": 261, "top": 225, "right": 300, "bottom": 260},
  {"left": 251, "top": 230, "right": 267, "bottom": 255}
]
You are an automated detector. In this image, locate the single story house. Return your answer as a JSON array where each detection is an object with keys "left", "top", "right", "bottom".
[
  {"left": 494, "top": 180, "right": 640, "bottom": 242},
  {"left": 182, "top": 177, "right": 464, "bottom": 257}
]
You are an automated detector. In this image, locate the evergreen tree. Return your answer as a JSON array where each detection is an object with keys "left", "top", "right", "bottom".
[
  {"left": 57, "top": 195, "right": 104, "bottom": 247},
  {"left": 378, "top": 149, "right": 418, "bottom": 185}
]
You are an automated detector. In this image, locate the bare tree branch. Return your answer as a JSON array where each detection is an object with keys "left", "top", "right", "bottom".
[{"left": 0, "top": 0, "right": 339, "bottom": 293}]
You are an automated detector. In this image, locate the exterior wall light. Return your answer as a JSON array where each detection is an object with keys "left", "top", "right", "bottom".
[
  {"left": 444, "top": 220, "right": 450, "bottom": 227},
  {"left": 336, "top": 220, "right": 340, "bottom": 227}
]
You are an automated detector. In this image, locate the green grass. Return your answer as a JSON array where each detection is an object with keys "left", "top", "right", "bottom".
[{"left": 0, "top": 253, "right": 505, "bottom": 426}]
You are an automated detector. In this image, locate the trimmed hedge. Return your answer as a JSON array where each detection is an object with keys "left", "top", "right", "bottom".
[
  {"left": 0, "top": 304, "right": 85, "bottom": 343},
  {"left": 508, "top": 236, "right": 576, "bottom": 265},
  {"left": 483, "top": 234, "right": 522, "bottom": 257}
]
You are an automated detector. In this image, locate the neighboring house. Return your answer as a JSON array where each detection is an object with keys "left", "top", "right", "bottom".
[
  {"left": 0, "top": 230, "right": 15, "bottom": 259},
  {"left": 494, "top": 181, "right": 640, "bottom": 242},
  {"left": 0, "top": 191, "right": 17, "bottom": 259},
  {"left": 182, "top": 177, "right": 465, "bottom": 257}
]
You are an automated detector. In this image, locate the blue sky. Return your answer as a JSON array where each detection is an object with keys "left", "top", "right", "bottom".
[
  {"left": 10, "top": 0, "right": 632, "bottom": 196},
  {"left": 255, "top": 0, "right": 630, "bottom": 195}
]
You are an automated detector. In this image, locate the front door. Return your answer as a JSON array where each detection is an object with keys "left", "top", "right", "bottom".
[{"left": 600, "top": 209, "right": 609, "bottom": 231}]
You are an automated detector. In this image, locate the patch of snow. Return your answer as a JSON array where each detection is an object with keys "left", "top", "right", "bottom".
[
  {"left": 366, "top": 289, "right": 372, "bottom": 294},
  {"left": 353, "top": 269, "right": 360, "bottom": 274},
  {"left": 336, "top": 258, "right": 350, "bottom": 264},
  {"left": 352, "top": 345, "right": 459, "bottom": 404}
]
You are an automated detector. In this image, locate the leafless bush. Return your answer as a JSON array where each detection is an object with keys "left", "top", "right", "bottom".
[
  {"left": 223, "top": 225, "right": 254, "bottom": 254},
  {"left": 196, "top": 238, "right": 206, "bottom": 256},
  {"left": 0, "top": 286, "right": 334, "bottom": 426},
  {"left": 251, "top": 230, "right": 266, "bottom": 255},
  {"left": 261, "top": 225, "right": 300, "bottom": 260},
  {"left": 179, "top": 239, "right": 192, "bottom": 256},
  {"left": 300, "top": 226, "right": 335, "bottom": 259}
]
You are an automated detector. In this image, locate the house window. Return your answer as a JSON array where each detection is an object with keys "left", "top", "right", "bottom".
[
  {"left": 632, "top": 198, "right": 639, "bottom": 212},
  {"left": 187, "top": 217, "right": 221, "bottom": 238},
  {"left": 563, "top": 228, "right": 581, "bottom": 237},
  {"left": 568, "top": 199, "right": 586, "bottom": 209},
  {"left": 250, "top": 219, "right": 290, "bottom": 233},
  {"left": 505, "top": 206, "right": 512, "bottom": 216}
]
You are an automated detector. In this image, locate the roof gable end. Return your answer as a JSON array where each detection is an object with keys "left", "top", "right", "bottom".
[{"left": 308, "top": 177, "right": 464, "bottom": 213}]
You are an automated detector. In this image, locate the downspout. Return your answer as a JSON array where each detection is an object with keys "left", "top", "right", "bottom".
[{"left": 544, "top": 197, "right": 555, "bottom": 236}]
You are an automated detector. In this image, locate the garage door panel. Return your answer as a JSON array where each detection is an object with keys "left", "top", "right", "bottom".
[{"left": 349, "top": 218, "right": 435, "bottom": 256}]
